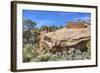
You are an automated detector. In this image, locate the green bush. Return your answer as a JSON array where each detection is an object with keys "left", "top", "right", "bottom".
[
  {"left": 23, "top": 40, "right": 91, "bottom": 62},
  {"left": 86, "top": 41, "right": 91, "bottom": 57},
  {"left": 23, "top": 47, "right": 33, "bottom": 62},
  {"left": 30, "top": 53, "right": 51, "bottom": 62},
  {"left": 23, "top": 44, "right": 38, "bottom": 62}
]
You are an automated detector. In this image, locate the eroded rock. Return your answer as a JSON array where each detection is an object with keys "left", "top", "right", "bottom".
[{"left": 39, "top": 23, "right": 90, "bottom": 53}]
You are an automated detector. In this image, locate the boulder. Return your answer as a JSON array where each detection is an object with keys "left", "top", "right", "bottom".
[{"left": 42, "top": 24, "right": 90, "bottom": 53}]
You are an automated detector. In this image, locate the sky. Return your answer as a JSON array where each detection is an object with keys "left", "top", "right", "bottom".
[{"left": 23, "top": 10, "right": 91, "bottom": 28}]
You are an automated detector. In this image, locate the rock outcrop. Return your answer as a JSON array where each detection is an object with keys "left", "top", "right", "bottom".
[{"left": 41, "top": 23, "right": 90, "bottom": 53}]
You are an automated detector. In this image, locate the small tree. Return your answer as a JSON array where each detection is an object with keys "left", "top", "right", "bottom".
[
  {"left": 23, "top": 19, "right": 36, "bottom": 31},
  {"left": 23, "top": 19, "right": 37, "bottom": 44}
]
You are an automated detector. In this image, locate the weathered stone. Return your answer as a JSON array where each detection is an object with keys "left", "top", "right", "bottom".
[{"left": 42, "top": 23, "right": 90, "bottom": 53}]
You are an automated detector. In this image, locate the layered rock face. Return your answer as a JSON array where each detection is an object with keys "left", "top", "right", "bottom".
[{"left": 39, "top": 23, "right": 90, "bottom": 53}]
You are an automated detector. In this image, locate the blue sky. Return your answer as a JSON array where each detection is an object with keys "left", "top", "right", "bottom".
[{"left": 23, "top": 10, "right": 91, "bottom": 28}]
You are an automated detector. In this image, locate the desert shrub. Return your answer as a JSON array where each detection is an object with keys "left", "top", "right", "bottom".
[
  {"left": 23, "top": 47, "right": 33, "bottom": 62},
  {"left": 49, "top": 53, "right": 63, "bottom": 61},
  {"left": 30, "top": 53, "right": 52, "bottom": 62},
  {"left": 23, "top": 44, "right": 38, "bottom": 62},
  {"left": 49, "top": 54, "right": 58, "bottom": 61},
  {"left": 86, "top": 41, "right": 91, "bottom": 58},
  {"left": 23, "top": 40, "right": 91, "bottom": 62},
  {"left": 23, "top": 29, "right": 39, "bottom": 45}
]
